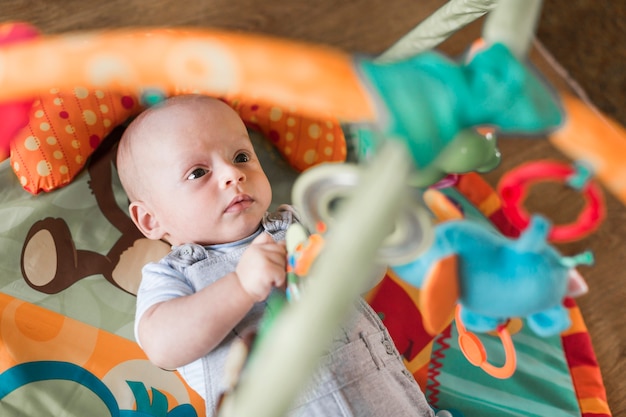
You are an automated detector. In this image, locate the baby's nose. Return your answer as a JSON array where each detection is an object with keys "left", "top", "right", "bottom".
[{"left": 221, "top": 165, "right": 246, "bottom": 187}]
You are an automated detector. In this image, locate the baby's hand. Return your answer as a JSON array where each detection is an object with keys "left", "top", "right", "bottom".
[{"left": 236, "top": 232, "right": 287, "bottom": 301}]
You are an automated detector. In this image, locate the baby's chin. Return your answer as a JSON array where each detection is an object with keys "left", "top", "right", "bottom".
[
  {"left": 227, "top": 210, "right": 267, "bottom": 238},
  {"left": 229, "top": 222, "right": 263, "bottom": 242},
  {"left": 192, "top": 222, "right": 262, "bottom": 246}
]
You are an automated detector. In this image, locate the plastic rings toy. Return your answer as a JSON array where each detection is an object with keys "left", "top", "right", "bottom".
[
  {"left": 455, "top": 305, "right": 517, "bottom": 379},
  {"left": 291, "top": 162, "right": 433, "bottom": 265},
  {"left": 497, "top": 160, "right": 605, "bottom": 242}
]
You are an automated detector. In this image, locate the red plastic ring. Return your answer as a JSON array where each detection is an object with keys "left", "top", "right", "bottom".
[{"left": 497, "top": 160, "right": 605, "bottom": 242}]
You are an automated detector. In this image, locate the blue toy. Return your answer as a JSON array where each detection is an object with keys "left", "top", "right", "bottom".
[
  {"left": 391, "top": 214, "right": 593, "bottom": 379},
  {"left": 394, "top": 215, "right": 593, "bottom": 337}
]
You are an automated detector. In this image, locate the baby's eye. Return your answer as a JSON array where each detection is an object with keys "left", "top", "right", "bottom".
[
  {"left": 234, "top": 152, "right": 250, "bottom": 163},
  {"left": 187, "top": 168, "right": 208, "bottom": 180}
]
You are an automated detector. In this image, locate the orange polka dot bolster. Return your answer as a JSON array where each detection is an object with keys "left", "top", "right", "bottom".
[
  {"left": 10, "top": 88, "right": 140, "bottom": 194},
  {"left": 225, "top": 98, "right": 347, "bottom": 172},
  {"left": 9, "top": 89, "right": 346, "bottom": 194}
]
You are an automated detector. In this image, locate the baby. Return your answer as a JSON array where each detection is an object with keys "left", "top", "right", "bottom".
[{"left": 117, "top": 94, "right": 435, "bottom": 417}]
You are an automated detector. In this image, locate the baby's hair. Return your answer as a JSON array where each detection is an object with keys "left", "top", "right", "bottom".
[
  {"left": 117, "top": 94, "right": 221, "bottom": 202},
  {"left": 116, "top": 110, "right": 151, "bottom": 203}
]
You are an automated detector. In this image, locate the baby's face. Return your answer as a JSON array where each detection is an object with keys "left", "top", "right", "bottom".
[{"left": 139, "top": 98, "right": 272, "bottom": 246}]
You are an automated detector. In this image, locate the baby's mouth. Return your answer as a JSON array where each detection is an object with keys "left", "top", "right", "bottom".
[{"left": 225, "top": 194, "right": 254, "bottom": 213}]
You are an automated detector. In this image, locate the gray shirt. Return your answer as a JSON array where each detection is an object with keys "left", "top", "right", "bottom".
[{"left": 135, "top": 206, "right": 434, "bottom": 417}]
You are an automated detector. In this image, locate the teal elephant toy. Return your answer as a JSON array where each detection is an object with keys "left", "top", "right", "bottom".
[{"left": 355, "top": 43, "right": 563, "bottom": 186}]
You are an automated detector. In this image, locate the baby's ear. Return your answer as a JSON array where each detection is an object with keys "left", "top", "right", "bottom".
[{"left": 129, "top": 201, "right": 163, "bottom": 240}]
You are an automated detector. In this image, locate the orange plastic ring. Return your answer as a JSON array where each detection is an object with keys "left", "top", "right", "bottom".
[{"left": 455, "top": 305, "right": 516, "bottom": 379}]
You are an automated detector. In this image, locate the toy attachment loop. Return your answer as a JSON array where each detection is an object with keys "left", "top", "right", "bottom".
[
  {"left": 497, "top": 160, "right": 605, "bottom": 242},
  {"left": 291, "top": 163, "right": 433, "bottom": 265},
  {"left": 455, "top": 306, "right": 517, "bottom": 379}
]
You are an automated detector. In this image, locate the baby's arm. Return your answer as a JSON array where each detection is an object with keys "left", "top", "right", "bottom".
[{"left": 137, "top": 232, "right": 286, "bottom": 370}]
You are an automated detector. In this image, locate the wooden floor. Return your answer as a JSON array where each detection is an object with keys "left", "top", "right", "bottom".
[{"left": 2, "top": 0, "right": 625, "bottom": 414}]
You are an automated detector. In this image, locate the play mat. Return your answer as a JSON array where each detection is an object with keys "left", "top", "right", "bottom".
[
  {"left": 0, "top": 135, "right": 609, "bottom": 416},
  {"left": 0, "top": 0, "right": 622, "bottom": 416}
]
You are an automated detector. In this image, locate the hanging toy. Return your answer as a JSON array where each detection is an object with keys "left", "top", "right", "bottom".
[
  {"left": 498, "top": 160, "right": 605, "bottom": 242},
  {"left": 394, "top": 214, "right": 594, "bottom": 378},
  {"left": 285, "top": 221, "right": 327, "bottom": 302}
]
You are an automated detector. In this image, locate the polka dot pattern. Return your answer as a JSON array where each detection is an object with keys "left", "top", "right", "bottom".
[
  {"left": 225, "top": 98, "right": 347, "bottom": 171},
  {"left": 10, "top": 88, "right": 140, "bottom": 194},
  {"left": 9, "top": 89, "right": 345, "bottom": 194}
]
